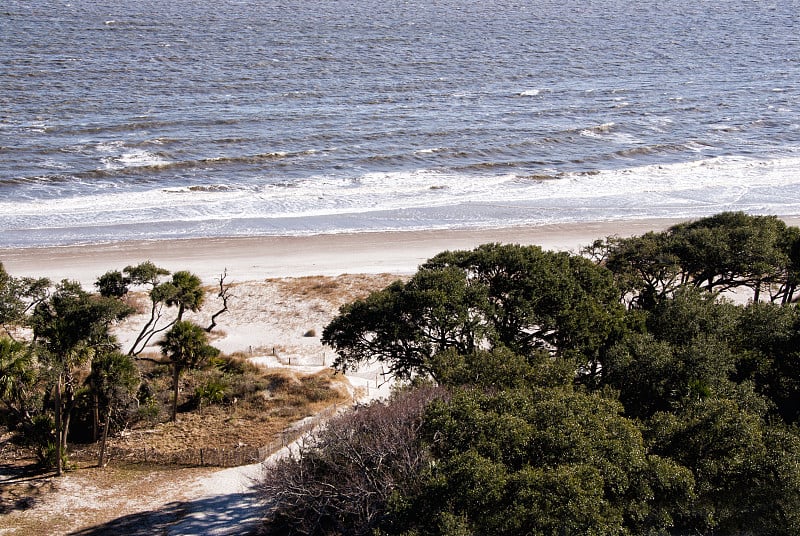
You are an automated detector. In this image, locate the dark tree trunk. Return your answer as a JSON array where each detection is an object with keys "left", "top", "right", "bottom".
[
  {"left": 206, "top": 270, "right": 230, "bottom": 333},
  {"left": 171, "top": 364, "right": 181, "bottom": 421},
  {"left": 54, "top": 374, "right": 63, "bottom": 476},
  {"left": 93, "top": 392, "right": 100, "bottom": 443},
  {"left": 99, "top": 404, "right": 112, "bottom": 467}
]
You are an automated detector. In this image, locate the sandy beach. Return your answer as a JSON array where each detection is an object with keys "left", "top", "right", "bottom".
[
  {"left": 1, "top": 218, "right": 704, "bottom": 372},
  {"left": 0, "top": 218, "right": 705, "bottom": 288},
  {"left": 4, "top": 216, "right": 800, "bottom": 360}
]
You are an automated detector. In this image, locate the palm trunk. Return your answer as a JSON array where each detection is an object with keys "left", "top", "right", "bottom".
[
  {"left": 99, "top": 404, "right": 112, "bottom": 467},
  {"left": 54, "top": 374, "right": 63, "bottom": 476},
  {"left": 57, "top": 373, "right": 77, "bottom": 475},
  {"left": 171, "top": 364, "right": 181, "bottom": 421},
  {"left": 62, "top": 379, "right": 74, "bottom": 455},
  {"left": 93, "top": 392, "right": 100, "bottom": 443}
]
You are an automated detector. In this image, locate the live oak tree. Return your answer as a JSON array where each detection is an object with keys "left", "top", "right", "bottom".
[
  {"left": 396, "top": 386, "right": 694, "bottom": 536},
  {"left": 421, "top": 244, "right": 624, "bottom": 363},
  {"left": 322, "top": 269, "right": 486, "bottom": 380},
  {"left": 734, "top": 300, "right": 800, "bottom": 423},
  {"left": 670, "top": 212, "right": 792, "bottom": 299},
  {"left": 0, "top": 262, "right": 50, "bottom": 336},
  {"left": 596, "top": 288, "right": 800, "bottom": 534},
  {"left": 646, "top": 399, "right": 800, "bottom": 534},
  {"left": 323, "top": 244, "right": 625, "bottom": 380},
  {"left": 590, "top": 212, "right": 800, "bottom": 306},
  {"left": 583, "top": 231, "right": 682, "bottom": 309},
  {"left": 268, "top": 223, "right": 800, "bottom": 536}
]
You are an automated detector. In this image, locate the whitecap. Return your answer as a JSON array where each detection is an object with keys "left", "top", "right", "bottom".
[
  {"left": 580, "top": 122, "right": 616, "bottom": 137},
  {"left": 103, "top": 149, "right": 170, "bottom": 170}
]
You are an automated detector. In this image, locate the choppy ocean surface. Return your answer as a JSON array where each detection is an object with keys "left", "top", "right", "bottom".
[{"left": 2, "top": 0, "right": 799, "bottom": 248}]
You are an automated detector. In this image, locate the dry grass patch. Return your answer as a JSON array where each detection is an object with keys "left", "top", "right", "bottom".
[
  {"left": 268, "top": 273, "right": 404, "bottom": 305},
  {"left": 108, "top": 363, "right": 350, "bottom": 457},
  {"left": 2, "top": 272, "right": 396, "bottom": 535}
]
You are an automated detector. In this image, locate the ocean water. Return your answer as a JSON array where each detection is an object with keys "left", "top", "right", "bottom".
[{"left": 2, "top": 0, "right": 800, "bottom": 247}]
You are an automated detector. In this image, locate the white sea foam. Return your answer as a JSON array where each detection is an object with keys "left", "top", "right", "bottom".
[
  {"left": 4, "top": 155, "right": 800, "bottom": 245},
  {"left": 4, "top": 0, "right": 800, "bottom": 249},
  {"left": 102, "top": 149, "right": 171, "bottom": 170},
  {"left": 580, "top": 122, "right": 616, "bottom": 138}
]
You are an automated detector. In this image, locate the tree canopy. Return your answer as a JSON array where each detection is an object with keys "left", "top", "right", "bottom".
[
  {"left": 96, "top": 262, "right": 210, "bottom": 356},
  {"left": 29, "top": 280, "right": 133, "bottom": 474},
  {"left": 158, "top": 320, "right": 219, "bottom": 421},
  {"left": 587, "top": 212, "right": 800, "bottom": 307},
  {"left": 323, "top": 243, "right": 625, "bottom": 380},
  {"left": 0, "top": 262, "right": 50, "bottom": 334},
  {"left": 279, "top": 213, "right": 800, "bottom": 536}
]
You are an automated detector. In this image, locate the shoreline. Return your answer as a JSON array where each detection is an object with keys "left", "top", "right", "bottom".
[{"left": 3, "top": 217, "right": 800, "bottom": 287}]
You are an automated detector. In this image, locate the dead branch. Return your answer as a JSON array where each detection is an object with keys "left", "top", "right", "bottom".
[{"left": 206, "top": 269, "right": 231, "bottom": 333}]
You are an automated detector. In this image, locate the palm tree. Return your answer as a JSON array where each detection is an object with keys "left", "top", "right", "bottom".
[
  {"left": 30, "top": 281, "right": 132, "bottom": 475},
  {"left": 88, "top": 350, "right": 139, "bottom": 467},
  {"left": 0, "top": 337, "right": 37, "bottom": 424},
  {"left": 164, "top": 271, "right": 205, "bottom": 321},
  {"left": 158, "top": 321, "right": 219, "bottom": 421}
]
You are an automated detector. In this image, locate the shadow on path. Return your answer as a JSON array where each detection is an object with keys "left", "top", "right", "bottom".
[
  {"left": 0, "top": 461, "right": 54, "bottom": 515},
  {"left": 67, "top": 491, "right": 262, "bottom": 536}
]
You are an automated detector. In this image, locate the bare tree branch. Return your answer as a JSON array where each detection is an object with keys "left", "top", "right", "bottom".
[{"left": 206, "top": 269, "right": 230, "bottom": 333}]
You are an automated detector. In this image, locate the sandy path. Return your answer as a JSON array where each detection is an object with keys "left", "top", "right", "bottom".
[
  {"left": 0, "top": 365, "right": 385, "bottom": 536},
  {"left": 165, "top": 362, "right": 390, "bottom": 536}
]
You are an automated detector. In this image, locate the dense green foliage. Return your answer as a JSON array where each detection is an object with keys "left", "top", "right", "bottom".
[
  {"left": 323, "top": 243, "right": 625, "bottom": 379},
  {"left": 4, "top": 212, "right": 800, "bottom": 532},
  {"left": 29, "top": 280, "right": 134, "bottom": 474},
  {"left": 585, "top": 212, "right": 800, "bottom": 307},
  {"left": 270, "top": 212, "right": 800, "bottom": 536},
  {"left": 0, "top": 261, "right": 221, "bottom": 472},
  {"left": 88, "top": 350, "right": 139, "bottom": 466}
]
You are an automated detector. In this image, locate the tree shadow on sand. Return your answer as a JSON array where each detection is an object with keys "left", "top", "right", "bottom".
[
  {"left": 67, "top": 490, "right": 263, "bottom": 536},
  {"left": 0, "top": 461, "right": 54, "bottom": 515}
]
